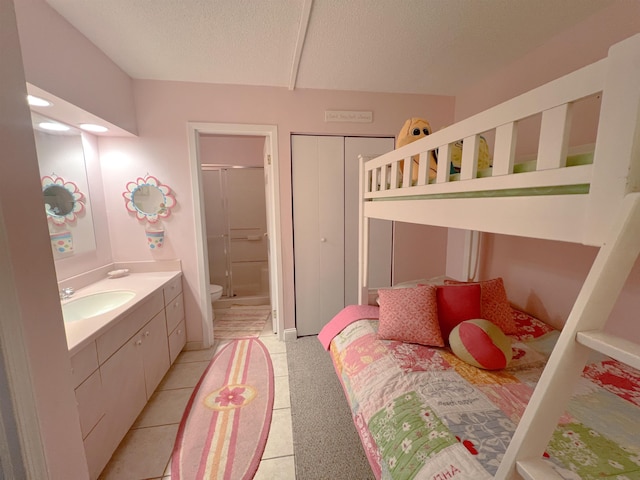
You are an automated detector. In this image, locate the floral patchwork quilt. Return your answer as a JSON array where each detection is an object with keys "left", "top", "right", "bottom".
[{"left": 327, "top": 309, "right": 640, "bottom": 479}]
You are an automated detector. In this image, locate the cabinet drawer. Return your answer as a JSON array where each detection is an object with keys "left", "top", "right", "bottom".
[
  {"left": 163, "top": 275, "right": 183, "bottom": 305},
  {"left": 83, "top": 416, "right": 112, "bottom": 480},
  {"left": 165, "top": 292, "right": 184, "bottom": 334},
  {"left": 70, "top": 341, "right": 98, "bottom": 389},
  {"left": 96, "top": 290, "right": 164, "bottom": 364},
  {"left": 168, "top": 320, "right": 186, "bottom": 364},
  {"left": 75, "top": 369, "right": 104, "bottom": 439}
]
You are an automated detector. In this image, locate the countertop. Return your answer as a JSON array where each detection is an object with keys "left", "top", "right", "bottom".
[{"left": 64, "top": 270, "right": 181, "bottom": 355}]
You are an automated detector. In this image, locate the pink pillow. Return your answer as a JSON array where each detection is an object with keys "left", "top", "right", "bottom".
[
  {"left": 377, "top": 285, "right": 444, "bottom": 347},
  {"left": 435, "top": 284, "right": 482, "bottom": 341},
  {"left": 444, "top": 278, "right": 517, "bottom": 334}
]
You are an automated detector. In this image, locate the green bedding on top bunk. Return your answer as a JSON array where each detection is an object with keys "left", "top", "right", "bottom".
[{"left": 373, "top": 152, "right": 593, "bottom": 200}]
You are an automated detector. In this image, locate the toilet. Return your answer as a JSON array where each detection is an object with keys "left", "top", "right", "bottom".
[{"left": 210, "top": 284, "right": 223, "bottom": 319}]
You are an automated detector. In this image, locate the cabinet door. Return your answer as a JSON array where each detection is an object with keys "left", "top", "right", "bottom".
[
  {"left": 292, "top": 135, "right": 345, "bottom": 336},
  {"left": 141, "top": 311, "right": 170, "bottom": 397},
  {"left": 344, "top": 136, "right": 395, "bottom": 305},
  {"left": 100, "top": 336, "right": 146, "bottom": 453}
]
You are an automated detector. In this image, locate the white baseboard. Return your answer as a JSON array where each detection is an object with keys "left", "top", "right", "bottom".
[{"left": 283, "top": 328, "right": 297, "bottom": 342}]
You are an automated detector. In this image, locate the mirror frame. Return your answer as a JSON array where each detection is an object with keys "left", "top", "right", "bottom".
[
  {"left": 42, "top": 175, "right": 85, "bottom": 225},
  {"left": 123, "top": 175, "right": 176, "bottom": 223}
]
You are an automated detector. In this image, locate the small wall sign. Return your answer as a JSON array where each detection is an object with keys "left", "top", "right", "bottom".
[{"left": 324, "top": 110, "right": 373, "bottom": 123}]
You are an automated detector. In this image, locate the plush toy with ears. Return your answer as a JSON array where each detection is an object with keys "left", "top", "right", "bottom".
[
  {"left": 450, "top": 137, "right": 492, "bottom": 173},
  {"left": 397, "top": 118, "right": 438, "bottom": 182}
]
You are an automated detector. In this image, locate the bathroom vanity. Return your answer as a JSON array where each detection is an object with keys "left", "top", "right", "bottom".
[{"left": 64, "top": 270, "right": 185, "bottom": 479}]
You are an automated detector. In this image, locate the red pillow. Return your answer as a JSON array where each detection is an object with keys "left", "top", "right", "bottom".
[
  {"left": 377, "top": 285, "right": 444, "bottom": 347},
  {"left": 435, "top": 284, "right": 482, "bottom": 341},
  {"left": 444, "top": 277, "right": 517, "bottom": 334}
]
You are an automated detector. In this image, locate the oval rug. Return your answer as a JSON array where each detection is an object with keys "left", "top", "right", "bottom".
[{"left": 172, "top": 337, "right": 274, "bottom": 480}]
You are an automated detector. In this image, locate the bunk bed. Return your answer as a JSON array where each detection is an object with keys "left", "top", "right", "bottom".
[{"left": 320, "top": 33, "right": 640, "bottom": 480}]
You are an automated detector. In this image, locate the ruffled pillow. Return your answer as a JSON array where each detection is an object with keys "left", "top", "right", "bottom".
[
  {"left": 444, "top": 277, "right": 517, "bottom": 334},
  {"left": 377, "top": 285, "right": 444, "bottom": 347}
]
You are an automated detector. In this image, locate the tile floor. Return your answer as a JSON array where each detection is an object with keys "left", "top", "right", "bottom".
[{"left": 98, "top": 312, "right": 296, "bottom": 479}]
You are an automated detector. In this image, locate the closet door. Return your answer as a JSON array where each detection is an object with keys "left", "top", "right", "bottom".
[
  {"left": 344, "top": 136, "right": 394, "bottom": 305},
  {"left": 292, "top": 135, "right": 345, "bottom": 337}
]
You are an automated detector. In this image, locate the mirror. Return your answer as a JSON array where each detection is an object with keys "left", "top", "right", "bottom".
[
  {"left": 123, "top": 176, "right": 176, "bottom": 223},
  {"left": 42, "top": 176, "right": 85, "bottom": 223},
  {"left": 32, "top": 113, "right": 97, "bottom": 257}
]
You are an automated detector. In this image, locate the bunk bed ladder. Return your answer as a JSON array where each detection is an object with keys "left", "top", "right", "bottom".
[{"left": 496, "top": 192, "right": 640, "bottom": 480}]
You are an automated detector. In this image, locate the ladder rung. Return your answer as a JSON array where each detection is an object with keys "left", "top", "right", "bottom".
[
  {"left": 576, "top": 330, "right": 640, "bottom": 370},
  {"left": 516, "top": 459, "right": 564, "bottom": 480}
]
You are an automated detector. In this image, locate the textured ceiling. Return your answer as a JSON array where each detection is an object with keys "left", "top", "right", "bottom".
[{"left": 46, "top": 0, "right": 613, "bottom": 96}]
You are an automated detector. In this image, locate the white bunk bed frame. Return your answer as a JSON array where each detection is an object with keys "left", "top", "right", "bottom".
[{"left": 358, "top": 34, "right": 640, "bottom": 480}]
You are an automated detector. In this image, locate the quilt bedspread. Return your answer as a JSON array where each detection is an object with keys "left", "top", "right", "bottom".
[{"left": 328, "top": 309, "right": 640, "bottom": 480}]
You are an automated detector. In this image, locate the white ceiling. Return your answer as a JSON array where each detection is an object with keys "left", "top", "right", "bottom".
[{"left": 46, "top": 0, "right": 614, "bottom": 96}]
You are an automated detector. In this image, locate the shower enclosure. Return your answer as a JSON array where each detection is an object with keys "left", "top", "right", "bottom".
[{"left": 202, "top": 167, "right": 270, "bottom": 305}]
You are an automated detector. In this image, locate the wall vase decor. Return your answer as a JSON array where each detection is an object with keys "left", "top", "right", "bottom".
[
  {"left": 145, "top": 229, "right": 165, "bottom": 249},
  {"left": 50, "top": 231, "right": 74, "bottom": 254}
]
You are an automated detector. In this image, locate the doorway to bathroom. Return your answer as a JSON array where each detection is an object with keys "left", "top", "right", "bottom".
[{"left": 187, "top": 123, "right": 284, "bottom": 346}]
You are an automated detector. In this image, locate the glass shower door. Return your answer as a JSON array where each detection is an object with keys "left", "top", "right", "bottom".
[{"left": 203, "top": 169, "right": 232, "bottom": 296}]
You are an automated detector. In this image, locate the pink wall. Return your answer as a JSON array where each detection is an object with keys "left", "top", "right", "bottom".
[
  {"left": 199, "top": 135, "right": 265, "bottom": 167},
  {"left": 393, "top": 223, "right": 448, "bottom": 282},
  {"left": 98, "top": 81, "right": 455, "bottom": 341},
  {"left": 454, "top": 2, "right": 640, "bottom": 341},
  {"left": 1, "top": 0, "right": 88, "bottom": 476},
  {"left": 14, "top": 0, "right": 137, "bottom": 134}
]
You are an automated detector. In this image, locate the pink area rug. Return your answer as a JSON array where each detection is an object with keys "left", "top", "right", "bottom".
[
  {"left": 172, "top": 338, "right": 274, "bottom": 479},
  {"left": 213, "top": 306, "right": 271, "bottom": 340}
]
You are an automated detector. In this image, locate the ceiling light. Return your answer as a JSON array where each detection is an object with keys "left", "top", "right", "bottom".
[
  {"left": 39, "top": 122, "right": 70, "bottom": 132},
  {"left": 27, "top": 95, "right": 52, "bottom": 107},
  {"left": 79, "top": 123, "right": 108, "bottom": 133}
]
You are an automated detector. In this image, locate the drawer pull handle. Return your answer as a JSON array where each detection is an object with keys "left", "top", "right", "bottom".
[
  {"left": 144, "top": 331, "right": 150, "bottom": 337},
  {"left": 177, "top": 329, "right": 182, "bottom": 335},
  {"left": 136, "top": 339, "right": 143, "bottom": 346}
]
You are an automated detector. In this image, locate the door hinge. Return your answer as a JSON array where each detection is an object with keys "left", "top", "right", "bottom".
[
  {"left": 267, "top": 155, "right": 272, "bottom": 165},
  {"left": 272, "top": 309, "right": 277, "bottom": 319}
]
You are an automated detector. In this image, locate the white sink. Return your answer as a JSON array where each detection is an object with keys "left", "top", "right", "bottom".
[{"left": 62, "top": 290, "right": 136, "bottom": 323}]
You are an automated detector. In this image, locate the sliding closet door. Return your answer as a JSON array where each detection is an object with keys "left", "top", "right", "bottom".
[
  {"left": 344, "top": 136, "right": 394, "bottom": 305},
  {"left": 292, "top": 135, "right": 345, "bottom": 337}
]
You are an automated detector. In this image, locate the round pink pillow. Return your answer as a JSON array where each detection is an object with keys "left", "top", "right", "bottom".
[{"left": 449, "top": 319, "right": 512, "bottom": 370}]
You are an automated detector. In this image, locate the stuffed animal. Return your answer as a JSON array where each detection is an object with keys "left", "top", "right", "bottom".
[
  {"left": 397, "top": 118, "right": 438, "bottom": 182},
  {"left": 450, "top": 136, "right": 492, "bottom": 173}
]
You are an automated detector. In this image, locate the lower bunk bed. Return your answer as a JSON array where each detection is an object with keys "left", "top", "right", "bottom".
[{"left": 319, "top": 294, "right": 640, "bottom": 480}]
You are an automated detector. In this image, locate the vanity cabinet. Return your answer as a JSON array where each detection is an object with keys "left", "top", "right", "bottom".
[{"left": 71, "top": 274, "right": 184, "bottom": 479}]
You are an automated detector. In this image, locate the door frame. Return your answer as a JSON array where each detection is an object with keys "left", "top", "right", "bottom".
[{"left": 187, "top": 123, "right": 284, "bottom": 344}]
